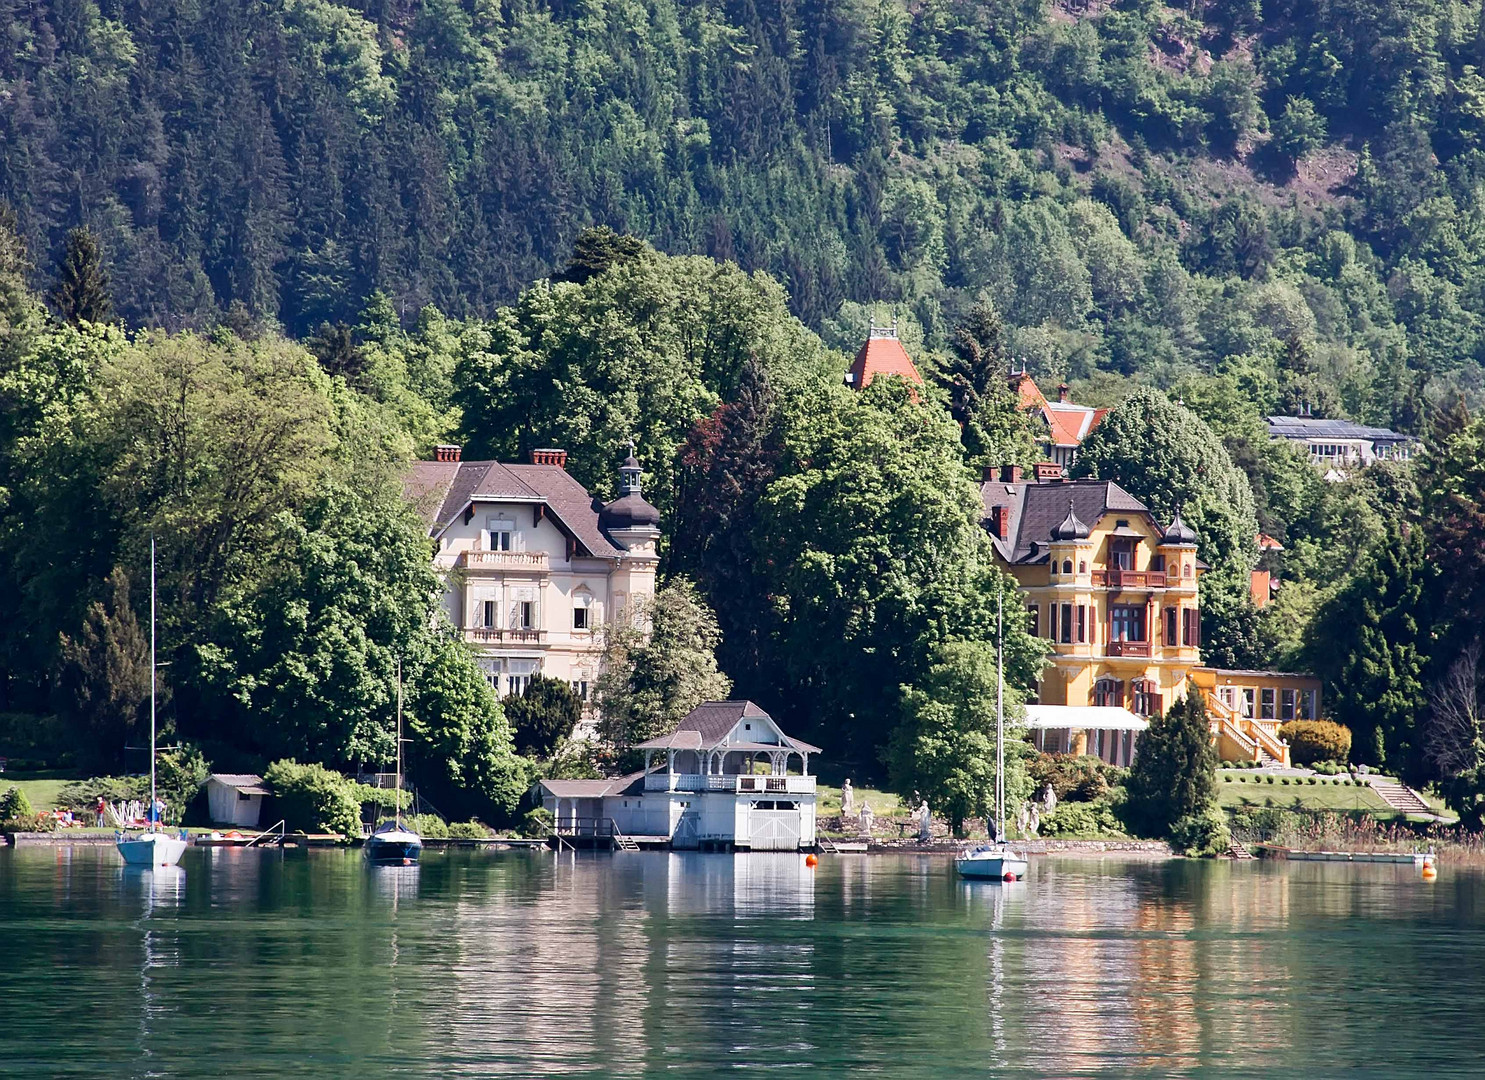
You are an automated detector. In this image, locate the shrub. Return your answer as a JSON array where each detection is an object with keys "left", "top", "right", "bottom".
[
  {"left": 156, "top": 744, "right": 211, "bottom": 816},
  {"left": 1311, "top": 759, "right": 1343, "bottom": 775},
  {"left": 1266, "top": 775, "right": 1276, "bottom": 784},
  {"left": 404, "top": 813, "right": 448, "bottom": 839},
  {"left": 1028, "top": 753, "right": 1128, "bottom": 803},
  {"left": 57, "top": 775, "right": 148, "bottom": 810},
  {"left": 519, "top": 807, "right": 553, "bottom": 838},
  {"left": 1279, "top": 720, "right": 1352, "bottom": 767},
  {"left": 448, "top": 820, "right": 491, "bottom": 839},
  {"left": 263, "top": 760, "right": 362, "bottom": 837},
  {"left": 1170, "top": 807, "right": 1232, "bottom": 857},
  {"left": 0, "top": 786, "right": 33, "bottom": 819},
  {"left": 2, "top": 811, "right": 56, "bottom": 832},
  {"left": 503, "top": 675, "right": 583, "bottom": 758},
  {"left": 1039, "top": 800, "right": 1125, "bottom": 838}
]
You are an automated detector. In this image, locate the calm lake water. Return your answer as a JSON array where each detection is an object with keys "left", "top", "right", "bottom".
[{"left": 2, "top": 846, "right": 1482, "bottom": 1078}]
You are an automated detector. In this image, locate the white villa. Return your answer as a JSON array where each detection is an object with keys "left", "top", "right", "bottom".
[
  {"left": 404, "top": 446, "right": 659, "bottom": 703},
  {"left": 538, "top": 701, "right": 821, "bottom": 851}
]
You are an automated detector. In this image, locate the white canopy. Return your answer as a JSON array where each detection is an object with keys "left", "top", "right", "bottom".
[{"left": 1023, "top": 705, "right": 1148, "bottom": 732}]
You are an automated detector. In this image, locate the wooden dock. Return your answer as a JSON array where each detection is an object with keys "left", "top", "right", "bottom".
[{"left": 1257, "top": 844, "right": 1432, "bottom": 865}]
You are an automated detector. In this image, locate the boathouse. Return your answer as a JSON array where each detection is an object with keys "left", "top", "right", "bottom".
[{"left": 538, "top": 701, "right": 820, "bottom": 851}]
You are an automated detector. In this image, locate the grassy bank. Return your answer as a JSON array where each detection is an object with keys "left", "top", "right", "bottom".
[
  {"left": 0, "top": 773, "right": 74, "bottom": 812},
  {"left": 1218, "top": 774, "right": 1393, "bottom": 814}
]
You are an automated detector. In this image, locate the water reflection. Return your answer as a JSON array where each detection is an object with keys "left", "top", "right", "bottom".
[{"left": 3, "top": 848, "right": 1485, "bottom": 1079}]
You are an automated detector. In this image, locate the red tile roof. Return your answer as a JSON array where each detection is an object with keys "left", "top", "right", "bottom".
[{"left": 848, "top": 334, "right": 923, "bottom": 389}]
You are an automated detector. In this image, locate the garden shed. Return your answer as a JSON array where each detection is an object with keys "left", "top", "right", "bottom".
[{"left": 206, "top": 773, "right": 268, "bottom": 827}]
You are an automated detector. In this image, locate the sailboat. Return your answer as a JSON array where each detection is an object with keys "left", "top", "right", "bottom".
[
  {"left": 364, "top": 659, "right": 422, "bottom": 866},
  {"left": 117, "top": 537, "right": 189, "bottom": 869},
  {"left": 955, "top": 582, "right": 1029, "bottom": 883}
]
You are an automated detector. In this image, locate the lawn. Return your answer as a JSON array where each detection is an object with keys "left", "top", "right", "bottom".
[
  {"left": 1217, "top": 774, "right": 1393, "bottom": 814},
  {"left": 816, "top": 784, "right": 904, "bottom": 818},
  {"left": 0, "top": 773, "right": 75, "bottom": 812}
]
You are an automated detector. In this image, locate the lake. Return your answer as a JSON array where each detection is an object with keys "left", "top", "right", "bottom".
[{"left": 2, "top": 846, "right": 1481, "bottom": 1078}]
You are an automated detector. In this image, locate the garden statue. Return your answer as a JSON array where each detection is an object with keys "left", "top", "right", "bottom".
[
  {"left": 1041, "top": 783, "right": 1057, "bottom": 815},
  {"left": 859, "top": 802, "right": 874, "bottom": 835},
  {"left": 1028, "top": 803, "right": 1041, "bottom": 835},
  {"left": 918, "top": 800, "right": 932, "bottom": 842},
  {"left": 841, "top": 779, "right": 855, "bottom": 815}
]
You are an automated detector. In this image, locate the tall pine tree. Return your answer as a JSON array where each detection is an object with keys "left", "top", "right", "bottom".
[
  {"left": 935, "top": 301, "right": 1038, "bottom": 468},
  {"left": 50, "top": 228, "right": 113, "bottom": 325},
  {"left": 1309, "top": 521, "right": 1433, "bottom": 777}
]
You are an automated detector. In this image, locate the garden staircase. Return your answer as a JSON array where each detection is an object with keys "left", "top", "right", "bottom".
[
  {"left": 1367, "top": 777, "right": 1431, "bottom": 816},
  {"left": 1226, "top": 840, "right": 1256, "bottom": 860}
]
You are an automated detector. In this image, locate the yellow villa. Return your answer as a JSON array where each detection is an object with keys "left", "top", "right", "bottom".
[{"left": 980, "top": 464, "right": 1319, "bottom": 766}]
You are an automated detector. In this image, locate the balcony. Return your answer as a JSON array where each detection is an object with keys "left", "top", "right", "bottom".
[
  {"left": 1106, "top": 640, "right": 1150, "bottom": 658},
  {"left": 457, "top": 550, "right": 549, "bottom": 572},
  {"left": 644, "top": 772, "right": 816, "bottom": 794},
  {"left": 1092, "top": 569, "right": 1163, "bottom": 589},
  {"left": 463, "top": 628, "right": 546, "bottom": 645}
]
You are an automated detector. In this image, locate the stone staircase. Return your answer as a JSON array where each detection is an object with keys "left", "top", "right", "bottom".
[{"left": 1367, "top": 777, "right": 1432, "bottom": 815}]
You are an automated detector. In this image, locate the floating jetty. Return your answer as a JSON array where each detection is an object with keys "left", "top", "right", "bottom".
[{"left": 1257, "top": 844, "right": 1434, "bottom": 865}]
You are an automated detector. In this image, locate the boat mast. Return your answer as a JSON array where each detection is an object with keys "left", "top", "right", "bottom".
[
  {"left": 395, "top": 656, "right": 402, "bottom": 829},
  {"left": 996, "top": 579, "right": 1004, "bottom": 841},
  {"left": 150, "top": 534, "right": 157, "bottom": 819}
]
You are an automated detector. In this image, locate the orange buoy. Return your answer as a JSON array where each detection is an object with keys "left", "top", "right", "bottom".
[
  {"left": 1422, "top": 863, "right": 1437, "bottom": 881},
  {"left": 1003, "top": 872, "right": 1017, "bottom": 882},
  {"left": 805, "top": 854, "right": 819, "bottom": 867}
]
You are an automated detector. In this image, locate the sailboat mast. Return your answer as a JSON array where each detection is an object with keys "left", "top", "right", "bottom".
[
  {"left": 996, "top": 581, "right": 1004, "bottom": 841},
  {"left": 150, "top": 534, "right": 157, "bottom": 812},
  {"left": 395, "top": 656, "right": 402, "bottom": 829}
]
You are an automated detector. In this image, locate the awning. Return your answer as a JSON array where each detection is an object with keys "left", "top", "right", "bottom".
[{"left": 1023, "top": 705, "right": 1148, "bottom": 732}]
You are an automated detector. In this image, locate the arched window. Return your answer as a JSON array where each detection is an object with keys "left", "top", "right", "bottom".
[
  {"left": 1093, "top": 678, "right": 1122, "bottom": 708},
  {"left": 1079, "top": 560, "right": 1087, "bottom": 574},
  {"left": 1062, "top": 559, "right": 1073, "bottom": 575},
  {"left": 1183, "top": 563, "right": 1192, "bottom": 578}
]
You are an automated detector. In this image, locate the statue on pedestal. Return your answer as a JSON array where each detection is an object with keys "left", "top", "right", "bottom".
[
  {"left": 858, "top": 802, "right": 874, "bottom": 835},
  {"left": 841, "top": 779, "right": 855, "bottom": 816},
  {"left": 917, "top": 800, "right": 932, "bottom": 842}
]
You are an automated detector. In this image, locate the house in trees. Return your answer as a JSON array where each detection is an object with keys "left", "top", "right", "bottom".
[
  {"left": 404, "top": 447, "right": 659, "bottom": 705},
  {"left": 538, "top": 701, "right": 820, "bottom": 851},
  {"left": 1265, "top": 415, "right": 1418, "bottom": 479},
  {"left": 981, "top": 466, "right": 1319, "bottom": 766},
  {"left": 1010, "top": 370, "right": 1108, "bottom": 472}
]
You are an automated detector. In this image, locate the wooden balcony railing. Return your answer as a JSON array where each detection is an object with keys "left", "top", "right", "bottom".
[
  {"left": 1106, "top": 640, "right": 1150, "bottom": 658},
  {"left": 1092, "top": 569, "right": 1164, "bottom": 588},
  {"left": 457, "top": 550, "right": 549, "bottom": 571},
  {"left": 463, "top": 628, "right": 546, "bottom": 644}
]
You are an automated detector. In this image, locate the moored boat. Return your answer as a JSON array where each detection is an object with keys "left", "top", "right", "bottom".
[
  {"left": 955, "top": 844, "right": 1029, "bottom": 881},
  {"left": 117, "top": 537, "right": 187, "bottom": 871},
  {"left": 364, "top": 820, "right": 423, "bottom": 865}
]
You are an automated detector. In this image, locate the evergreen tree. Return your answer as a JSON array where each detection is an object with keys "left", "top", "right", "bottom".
[
  {"left": 0, "top": 207, "right": 43, "bottom": 363},
  {"left": 936, "top": 301, "right": 1038, "bottom": 468},
  {"left": 54, "top": 568, "right": 151, "bottom": 771},
  {"left": 552, "top": 227, "right": 645, "bottom": 285},
  {"left": 1308, "top": 521, "right": 1433, "bottom": 777},
  {"left": 1418, "top": 403, "right": 1485, "bottom": 660},
  {"left": 1125, "top": 690, "right": 1218, "bottom": 837},
  {"left": 49, "top": 228, "right": 113, "bottom": 326},
  {"left": 503, "top": 674, "right": 583, "bottom": 758},
  {"left": 671, "top": 355, "right": 780, "bottom": 674}
]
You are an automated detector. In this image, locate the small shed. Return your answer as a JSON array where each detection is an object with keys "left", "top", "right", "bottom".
[{"left": 206, "top": 773, "right": 268, "bottom": 827}]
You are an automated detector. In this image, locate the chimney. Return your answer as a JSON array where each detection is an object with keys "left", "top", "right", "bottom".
[
  {"left": 530, "top": 448, "right": 568, "bottom": 469},
  {"left": 990, "top": 506, "right": 1010, "bottom": 540},
  {"left": 434, "top": 444, "right": 462, "bottom": 462},
  {"left": 1034, "top": 461, "right": 1063, "bottom": 483},
  {"left": 1057, "top": 382, "right": 1070, "bottom": 403},
  {"left": 998, "top": 464, "right": 1024, "bottom": 484}
]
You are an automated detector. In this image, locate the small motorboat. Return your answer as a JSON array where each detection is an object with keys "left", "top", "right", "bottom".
[
  {"left": 364, "top": 819, "right": 423, "bottom": 866},
  {"left": 955, "top": 844, "right": 1028, "bottom": 882},
  {"left": 117, "top": 830, "right": 190, "bottom": 868}
]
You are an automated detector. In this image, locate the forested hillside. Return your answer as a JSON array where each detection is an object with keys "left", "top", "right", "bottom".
[{"left": 4, "top": 0, "right": 1485, "bottom": 419}]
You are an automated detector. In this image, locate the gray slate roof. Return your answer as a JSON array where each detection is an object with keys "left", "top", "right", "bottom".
[
  {"left": 208, "top": 773, "right": 269, "bottom": 796},
  {"left": 404, "top": 460, "right": 624, "bottom": 558},
  {"left": 980, "top": 479, "right": 1150, "bottom": 563},
  {"left": 539, "top": 772, "right": 646, "bottom": 799},
  {"left": 634, "top": 700, "right": 823, "bottom": 754},
  {"left": 1265, "top": 416, "right": 1416, "bottom": 443}
]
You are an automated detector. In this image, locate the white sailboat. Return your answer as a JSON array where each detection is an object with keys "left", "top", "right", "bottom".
[
  {"left": 117, "top": 537, "right": 188, "bottom": 869},
  {"left": 364, "top": 658, "right": 422, "bottom": 866},
  {"left": 956, "top": 583, "right": 1029, "bottom": 883}
]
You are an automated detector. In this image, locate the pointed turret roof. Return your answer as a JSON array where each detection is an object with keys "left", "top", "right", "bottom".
[{"left": 1051, "top": 498, "right": 1091, "bottom": 541}]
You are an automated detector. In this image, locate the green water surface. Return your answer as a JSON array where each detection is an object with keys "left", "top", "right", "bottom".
[{"left": 1, "top": 847, "right": 1480, "bottom": 1078}]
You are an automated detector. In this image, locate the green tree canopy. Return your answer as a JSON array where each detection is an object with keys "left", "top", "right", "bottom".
[
  {"left": 49, "top": 228, "right": 113, "bottom": 326},
  {"left": 503, "top": 674, "right": 583, "bottom": 758}
]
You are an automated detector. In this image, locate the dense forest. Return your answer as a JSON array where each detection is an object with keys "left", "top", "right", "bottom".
[
  {"left": 4, "top": 0, "right": 1485, "bottom": 831},
  {"left": 3, "top": 0, "right": 1485, "bottom": 420}
]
